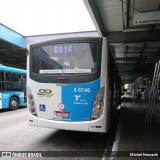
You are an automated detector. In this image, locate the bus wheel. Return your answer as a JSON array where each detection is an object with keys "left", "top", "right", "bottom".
[{"left": 9, "top": 97, "right": 19, "bottom": 111}]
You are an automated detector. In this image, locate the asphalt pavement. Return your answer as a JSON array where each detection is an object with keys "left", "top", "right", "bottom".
[{"left": 0, "top": 107, "right": 110, "bottom": 160}]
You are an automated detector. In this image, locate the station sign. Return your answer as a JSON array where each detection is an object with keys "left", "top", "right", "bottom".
[{"left": 133, "top": 10, "right": 160, "bottom": 25}]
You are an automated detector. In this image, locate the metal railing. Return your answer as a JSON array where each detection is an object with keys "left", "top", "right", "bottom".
[{"left": 145, "top": 61, "right": 160, "bottom": 125}]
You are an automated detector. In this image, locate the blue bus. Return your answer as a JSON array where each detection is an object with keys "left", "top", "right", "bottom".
[
  {"left": 27, "top": 37, "right": 121, "bottom": 133},
  {"left": 0, "top": 65, "right": 26, "bottom": 110}
]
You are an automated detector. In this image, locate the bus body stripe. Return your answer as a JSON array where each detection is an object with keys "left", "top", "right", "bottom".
[{"left": 61, "top": 79, "right": 100, "bottom": 121}]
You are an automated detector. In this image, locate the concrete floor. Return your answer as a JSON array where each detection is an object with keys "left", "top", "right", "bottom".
[{"left": 110, "top": 95, "right": 160, "bottom": 160}]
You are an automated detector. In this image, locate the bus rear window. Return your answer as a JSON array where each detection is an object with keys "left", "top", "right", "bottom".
[{"left": 31, "top": 43, "right": 98, "bottom": 75}]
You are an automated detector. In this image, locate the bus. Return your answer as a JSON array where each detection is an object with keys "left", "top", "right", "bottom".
[
  {"left": 0, "top": 65, "right": 26, "bottom": 110},
  {"left": 27, "top": 37, "right": 121, "bottom": 133}
]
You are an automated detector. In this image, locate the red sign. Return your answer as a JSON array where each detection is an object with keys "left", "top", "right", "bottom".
[
  {"left": 58, "top": 103, "right": 65, "bottom": 110},
  {"left": 55, "top": 111, "right": 69, "bottom": 117}
]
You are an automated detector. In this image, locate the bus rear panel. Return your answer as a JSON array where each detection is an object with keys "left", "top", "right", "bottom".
[{"left": 27, "top": 37, "right": 120, "bottom": 133}]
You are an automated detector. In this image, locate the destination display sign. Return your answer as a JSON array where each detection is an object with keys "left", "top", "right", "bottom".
[{"left": 53, "top": 45, "right": 73, "bottom": 54}]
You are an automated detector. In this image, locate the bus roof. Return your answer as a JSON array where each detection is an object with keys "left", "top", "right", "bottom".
[
  {"left": 0, "top": 66, "right": 26, "bottom": 74},
  {"left": 28, "top": 37, "right": 102, "bottom": 48}
]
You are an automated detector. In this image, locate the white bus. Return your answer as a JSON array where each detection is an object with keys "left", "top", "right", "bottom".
[{"left": 27, "top": 37, "right": 121, "bottom": 133}]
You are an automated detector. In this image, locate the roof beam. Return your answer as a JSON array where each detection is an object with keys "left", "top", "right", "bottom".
[
  {"left": 83, "top": 0, "right": 105, "bottom": 36},
  {"left": 0, "top": 24, "right": 25, "bottom": 48},
  {"left": 106, "top": 30, "right": 160, "bottom": 43},
  {"left": 115, "top": 57, "right": 146, "bottom": 61}
]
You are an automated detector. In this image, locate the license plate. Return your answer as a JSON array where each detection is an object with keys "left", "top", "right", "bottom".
[{"left": 55, "top": 111, "right": 70, "bottom": 117}]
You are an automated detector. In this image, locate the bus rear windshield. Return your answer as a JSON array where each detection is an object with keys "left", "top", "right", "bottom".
[{"left": 31, "top": 43, "right": 98, "bottom": 75}]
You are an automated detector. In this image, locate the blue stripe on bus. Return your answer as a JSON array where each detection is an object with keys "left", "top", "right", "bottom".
[
  {"left": 1, "top": 92, "right": 25, "bottom": 108},
  {"left": 61, "top": 79, "right": 100, "bottom": 121}
]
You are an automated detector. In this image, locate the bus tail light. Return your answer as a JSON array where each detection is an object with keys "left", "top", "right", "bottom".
[
  {"left": 28, "top": 94, "right": 33, "bottom": 100},
  {"left": 29, "top": 101, "right": 34, "bottom": 106},
  {"left": 91, "top": 87, "right": 104, "bottom": 120},
  {"left": 94, "top": 103, "right": 102, "bottom": 109},
  {"left": 28, "top": 99, "right": 37, "bottom": 116},
  {"left": 27, "top": 89, "right": 37, "bottom": 117},
  {"left": 96, "top": 126, "right": 102, "bottom": 128}
]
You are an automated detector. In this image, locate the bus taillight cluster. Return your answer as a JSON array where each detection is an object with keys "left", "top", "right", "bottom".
[
  {"left": 91, "top": 88, "right": 104, "bottom": 120},
  {"left": 28, "top": 93, "right": 37, "bottom": 116}
]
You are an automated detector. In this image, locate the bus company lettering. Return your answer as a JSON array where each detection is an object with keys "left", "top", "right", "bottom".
[
  {"left": 37, "top": 89, "right": 54, "bottom": 97},
  {"left": 74, "top": 95, "right": 88, "bottom": 105}
]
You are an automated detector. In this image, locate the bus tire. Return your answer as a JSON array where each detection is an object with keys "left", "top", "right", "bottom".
[{"left": 9, "top": 97, "right": 19, "bottom": 111}]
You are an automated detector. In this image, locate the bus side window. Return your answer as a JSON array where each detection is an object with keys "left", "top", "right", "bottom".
[
  {"left": 6, "top": 72, "right": 9, "bottom": 81},
  {"left": 6, "top": 72, "right": 22, "bottom": 91},
  {"left": 0, "top": 71, "right": 5, "bottom": 91}
]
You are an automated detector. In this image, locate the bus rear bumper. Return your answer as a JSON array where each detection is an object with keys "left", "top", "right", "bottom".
[{"left": 28, "top": 112, "right": 107, "bottom": 133}]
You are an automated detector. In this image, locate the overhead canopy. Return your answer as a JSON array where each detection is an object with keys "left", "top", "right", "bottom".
[
  {"left": 84, "top": 0, "right": 160, "bottom": 83},
  {"left": 1, "top": 0, "right": 160, "bottom": 79},
  {"left": 0, "top": 24, "right": 26, "bottom": 69}
]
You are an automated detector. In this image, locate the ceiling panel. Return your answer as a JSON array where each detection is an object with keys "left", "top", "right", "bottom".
[
  {"left": 135, "top": 0, "right": 160, "bottom": 11},
  {"left": 95, "top": 0, "right": 123, "bottom": 31},
  {"left": 85, "top": 0, "right": 160, "bottom": 82}
]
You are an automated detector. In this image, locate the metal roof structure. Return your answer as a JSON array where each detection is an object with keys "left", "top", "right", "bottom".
[
  {"left": 0, "top": 24, "right": 26, "bottom": 69},
  {"left": 84, "top": 0, "right": 160, "bottom": 83}
]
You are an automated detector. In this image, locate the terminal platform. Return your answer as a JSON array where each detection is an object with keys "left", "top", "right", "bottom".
[{"left": 110, "top": 94, "right": 160, "bottom": 160}]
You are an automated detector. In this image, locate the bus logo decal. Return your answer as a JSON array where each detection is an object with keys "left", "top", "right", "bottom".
[
  {"left": 39, "top": 89, "right": 52, "bottom": 93},
  {"left": 37, "top": 89, "right": 54, "bottom": 97}
]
